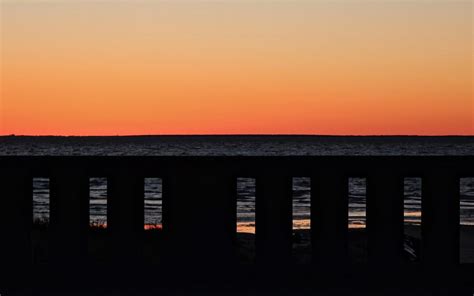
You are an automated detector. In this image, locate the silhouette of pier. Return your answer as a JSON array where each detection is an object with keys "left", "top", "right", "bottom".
[{"left": 0, "top": 156, "right": 473, "bottom": 293}]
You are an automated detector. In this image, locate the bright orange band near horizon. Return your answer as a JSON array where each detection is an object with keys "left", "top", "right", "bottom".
[{"left": 1, "top": 1, "right": 472, "bottom": 136}]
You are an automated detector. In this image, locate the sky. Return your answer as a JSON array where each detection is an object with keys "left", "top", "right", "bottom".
[{"left": 1, "top": 0, "right": 472, "bottom": 136}]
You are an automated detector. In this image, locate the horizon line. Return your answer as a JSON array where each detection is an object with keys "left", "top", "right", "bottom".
[{"left": 1, "top": 134, "right": 473, "bottom": 138}]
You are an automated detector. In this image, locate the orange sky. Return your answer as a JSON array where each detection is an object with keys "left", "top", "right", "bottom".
[{"left": 1, "top": 1, "right": 472, "bottom": 136}]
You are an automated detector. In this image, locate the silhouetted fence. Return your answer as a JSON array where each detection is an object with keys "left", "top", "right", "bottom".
[{"left": 0, "top": 156, "right": 473, "bottom": 283}]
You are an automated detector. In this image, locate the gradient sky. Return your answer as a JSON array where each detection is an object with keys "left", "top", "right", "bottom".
[{"left": 1, "top": 0, "right": 472, "bottom": 135}]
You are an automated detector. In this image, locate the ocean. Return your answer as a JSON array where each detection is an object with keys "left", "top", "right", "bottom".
[{"left": 1, "top": 135, "right": 473, "bottom": 231}]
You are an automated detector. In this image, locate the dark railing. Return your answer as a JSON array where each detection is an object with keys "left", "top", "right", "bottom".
[{"left": 0, "top": 156, "right": 473, "bottom": 291}]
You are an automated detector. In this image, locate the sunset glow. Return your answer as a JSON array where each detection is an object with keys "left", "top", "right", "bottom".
[{"left": 1, "top": 1, "right": 472, "bottom": 135}]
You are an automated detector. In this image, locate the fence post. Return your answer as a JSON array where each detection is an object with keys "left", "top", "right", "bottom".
[
  {"left": 367, "top": 171, "right": 404, "bottom": 266},
  {"left": 422, "top": 170, "right": 459, "bottom": 268},
  {"left": 108, "top": 171, "right": 144, "bottom": 264},
  {"left": 311, "top": 172, "right": 348, "bottom": 267},
  {"left": 50, "top": 168, "right": 89, "bottom": 265},
  {"left": 255, "top": 174, "right": 293, "bottom": 264},
  {"left": 0, "top": 169, "right": 32, "bottom": 268}
]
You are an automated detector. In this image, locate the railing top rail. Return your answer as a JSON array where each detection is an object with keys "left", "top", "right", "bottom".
[{"left": 0, "top": 155, "right": 473, "bottom": 177}]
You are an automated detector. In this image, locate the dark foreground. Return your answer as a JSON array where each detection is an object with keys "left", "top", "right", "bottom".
[
  {"left": 1, "top": 156, "right": 473, "bottom": 295},
  {"left": 1, "top": 225, "right": 473, "bottom": 295},
  {"left": 29, "top": 224, "right": 474, "bottom": 263}
]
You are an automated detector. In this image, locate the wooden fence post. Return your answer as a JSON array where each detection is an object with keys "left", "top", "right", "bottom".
[
  {"left": 367, "top": 171, "right": 404, "bottom": 266},
  {"left": 256, "top": 174, "right": 293, "bottom": 264},
  {"left": 422, "top": 170, "right": 459, "bottom": 267},
  {"left": 50, "top": 168, "right": 89, "bottom": 265},
  {"left": 108, "top": 172, "right": 144, "bottom": 264},
  {"left": 311, "top": 172, "right": 348, "bottom": 267},
  {"left": 0, "top": 169, "right": 32, "bottom": 268}
]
